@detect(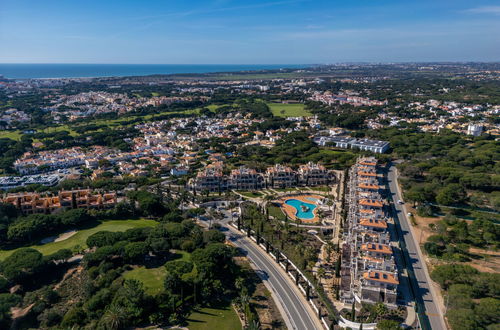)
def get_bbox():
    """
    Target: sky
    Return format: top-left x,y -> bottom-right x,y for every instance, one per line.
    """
0,0 -> 499,64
